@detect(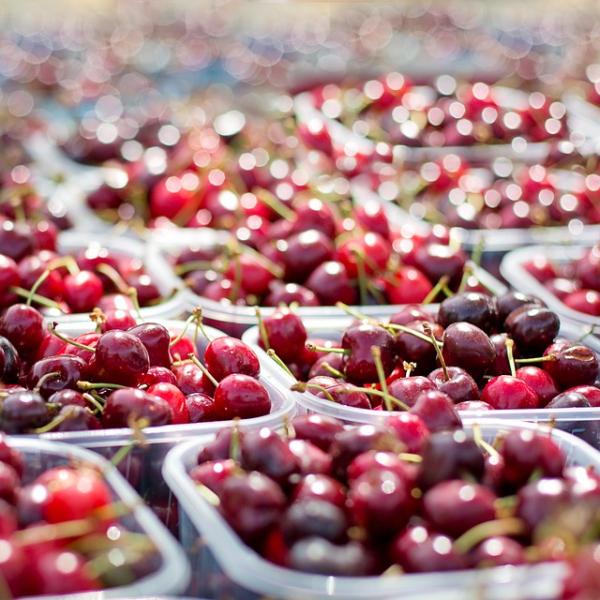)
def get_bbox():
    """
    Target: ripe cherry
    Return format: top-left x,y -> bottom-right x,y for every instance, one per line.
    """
481,376 -> 540,410
63,271 -> 104,313
95,330 -> 150,385
213,374 -> 271,419
102,388 -> 173,428
0,304 -> 45,356
146,383 -> 190,424
204,337 -> 260,381
128,322 -> 172,368
260,308 -> 307,363
409,389 -> 462,432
